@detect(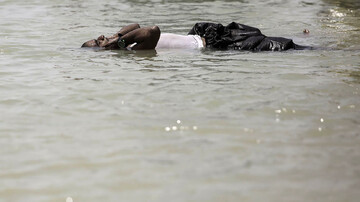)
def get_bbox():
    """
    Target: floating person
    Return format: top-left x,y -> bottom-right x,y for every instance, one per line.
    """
81,22 -> 311,51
